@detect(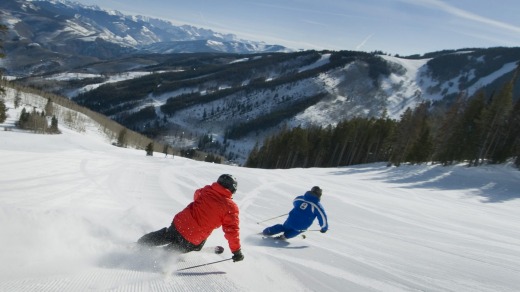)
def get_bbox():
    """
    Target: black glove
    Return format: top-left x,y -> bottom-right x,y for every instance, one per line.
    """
320,228 -> 327,233
232,249 -> 244,262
